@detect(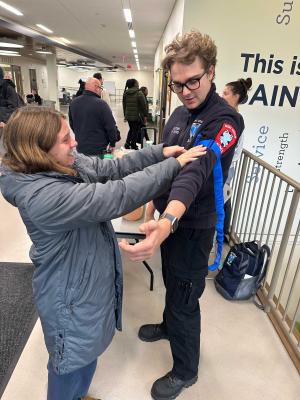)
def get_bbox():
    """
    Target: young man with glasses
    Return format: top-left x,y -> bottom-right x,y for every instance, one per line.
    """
120,31 -> 244,400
